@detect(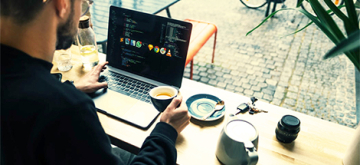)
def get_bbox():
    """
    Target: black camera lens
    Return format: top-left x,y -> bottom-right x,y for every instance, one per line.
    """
275,115 -> 300,143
